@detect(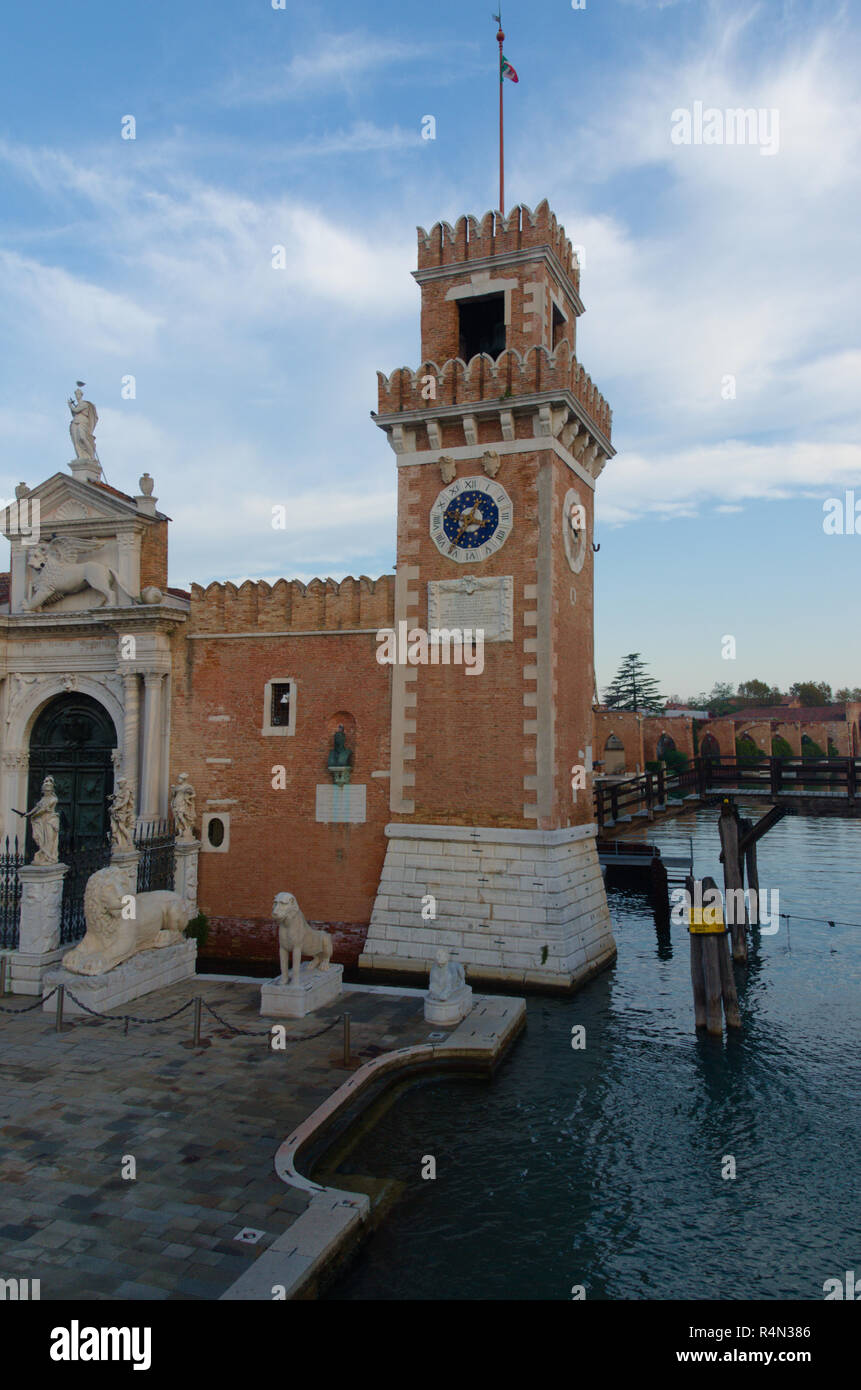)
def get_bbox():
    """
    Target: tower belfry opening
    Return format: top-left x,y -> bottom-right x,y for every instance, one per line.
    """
458,292 -> 506,361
